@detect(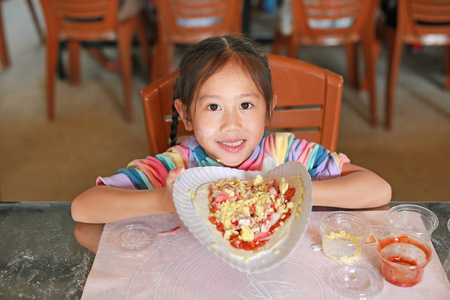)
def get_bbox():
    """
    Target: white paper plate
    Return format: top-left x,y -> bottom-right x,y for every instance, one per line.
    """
173,161 -> 312,273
